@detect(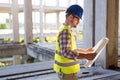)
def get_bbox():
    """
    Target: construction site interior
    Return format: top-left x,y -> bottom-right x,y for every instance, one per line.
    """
0,0 -> 120,80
